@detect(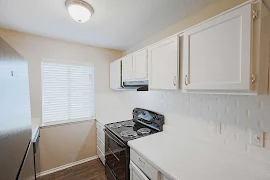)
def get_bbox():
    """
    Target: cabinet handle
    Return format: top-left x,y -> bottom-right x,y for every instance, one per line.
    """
185,75 -> 188,85
251,74 -> 256,83
139,158 -> 145,166
173,76 -> 176,86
